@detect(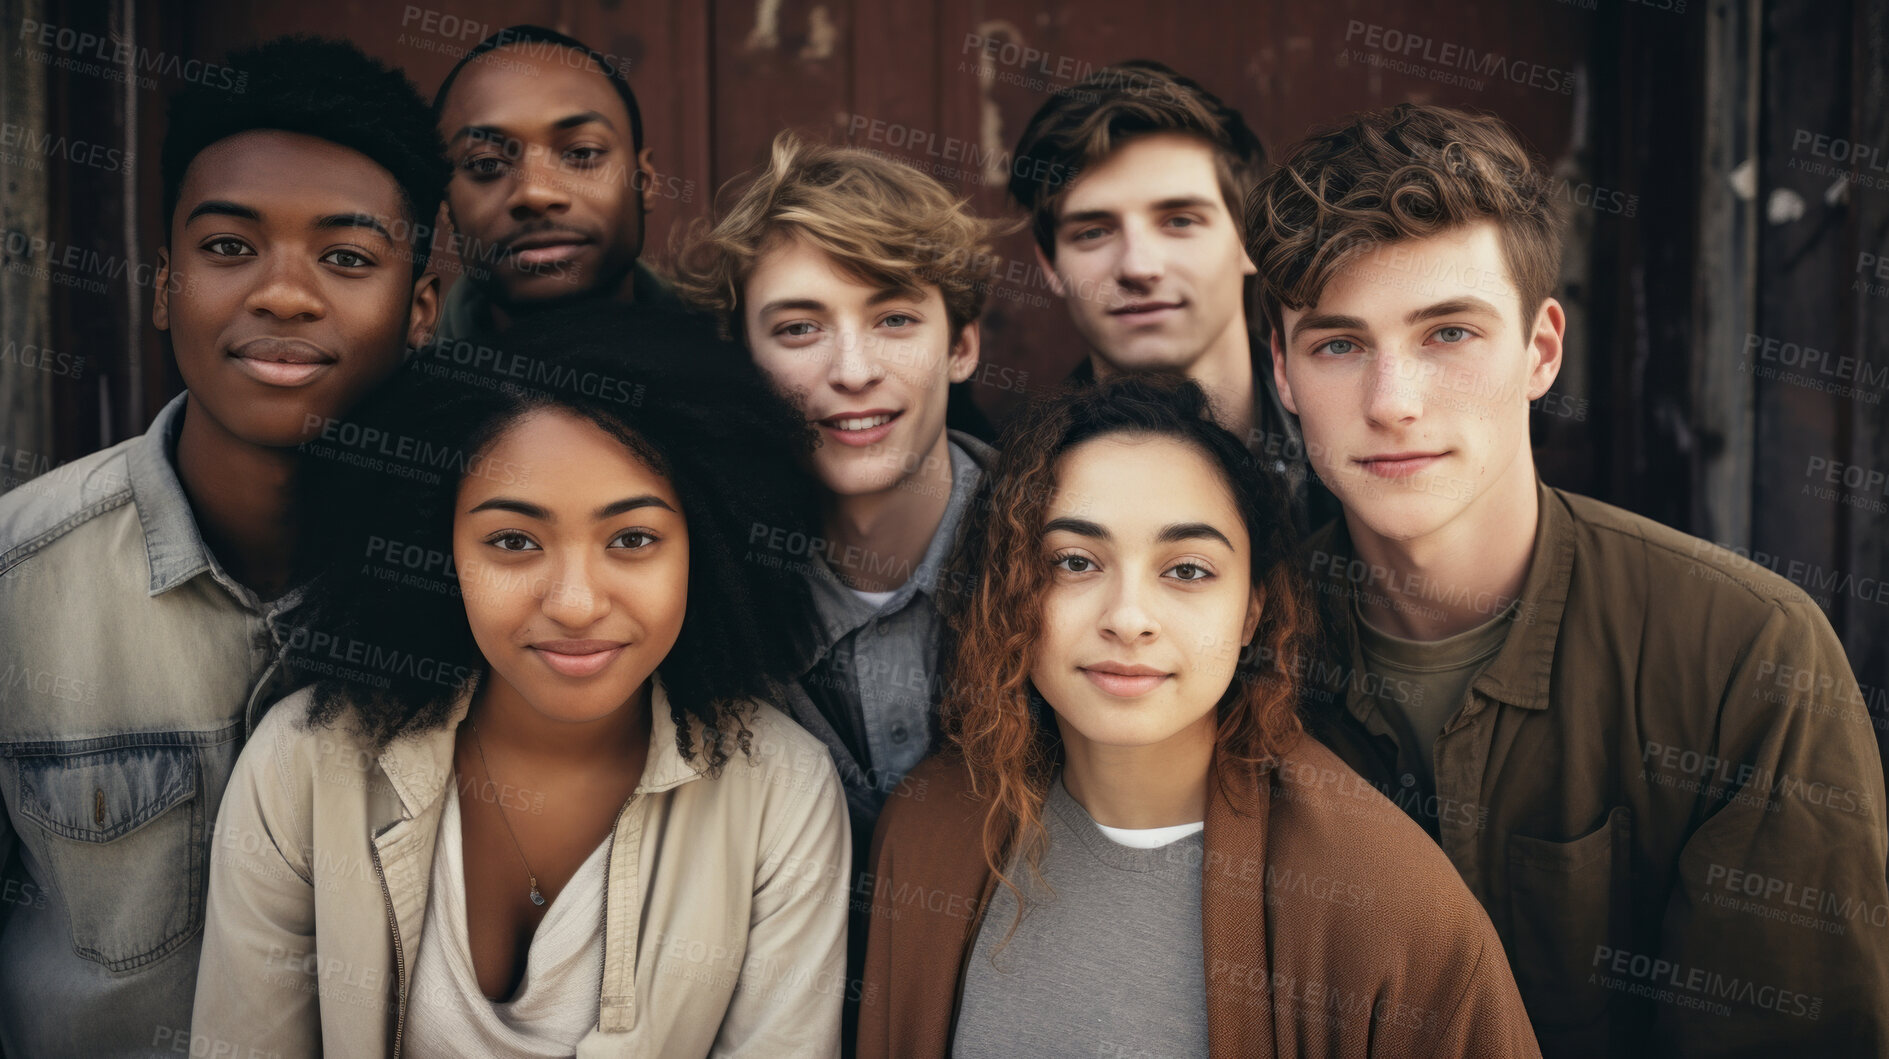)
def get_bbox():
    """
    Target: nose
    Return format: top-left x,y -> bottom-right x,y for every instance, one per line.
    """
1363,346 -> 1425,427
539,550 -> 610,629
243,250 -> 326,321
827,325 -> 885,393
1115,222 -> 1163,291
1099,571 -> 1160,644
507,143 -> 574,218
